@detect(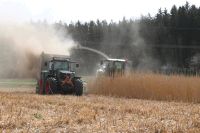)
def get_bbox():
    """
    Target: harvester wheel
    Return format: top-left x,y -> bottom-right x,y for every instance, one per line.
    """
74,79 -> 83,96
